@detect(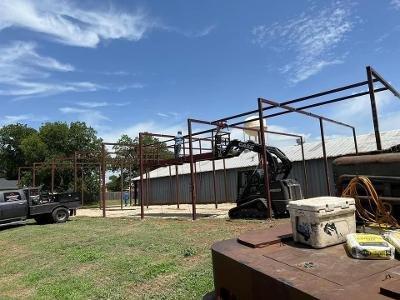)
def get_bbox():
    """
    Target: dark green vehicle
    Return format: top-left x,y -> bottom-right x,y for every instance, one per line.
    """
0,187 -> 81,227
